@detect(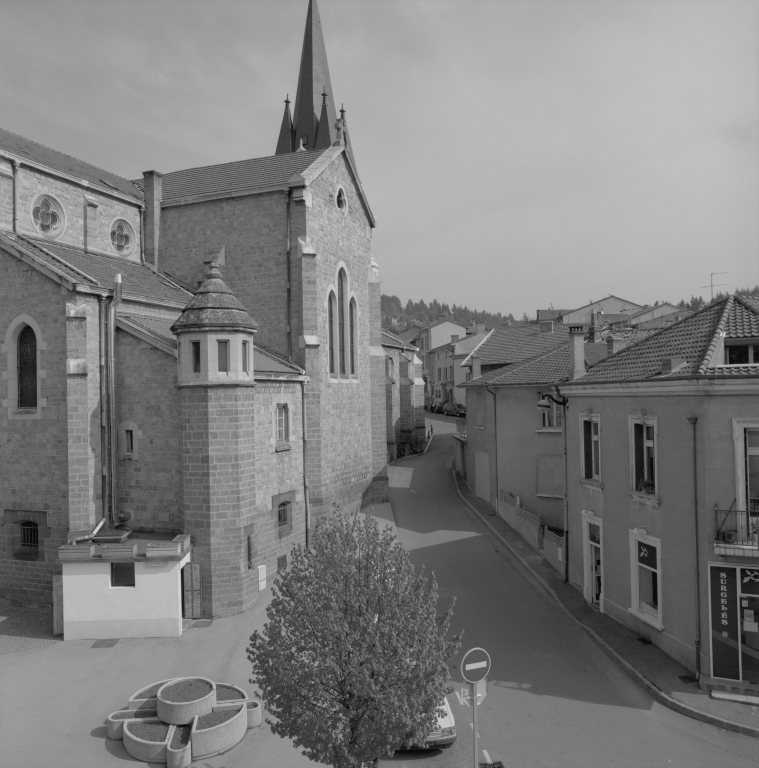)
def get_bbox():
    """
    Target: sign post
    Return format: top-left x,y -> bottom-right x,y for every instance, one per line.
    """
461,647 -> 491,768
